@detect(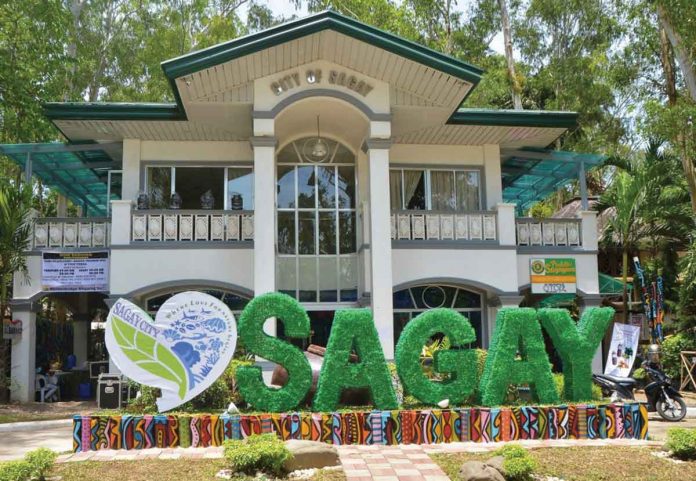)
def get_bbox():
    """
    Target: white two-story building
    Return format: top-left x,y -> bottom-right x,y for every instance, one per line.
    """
3,11 -> 605,403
